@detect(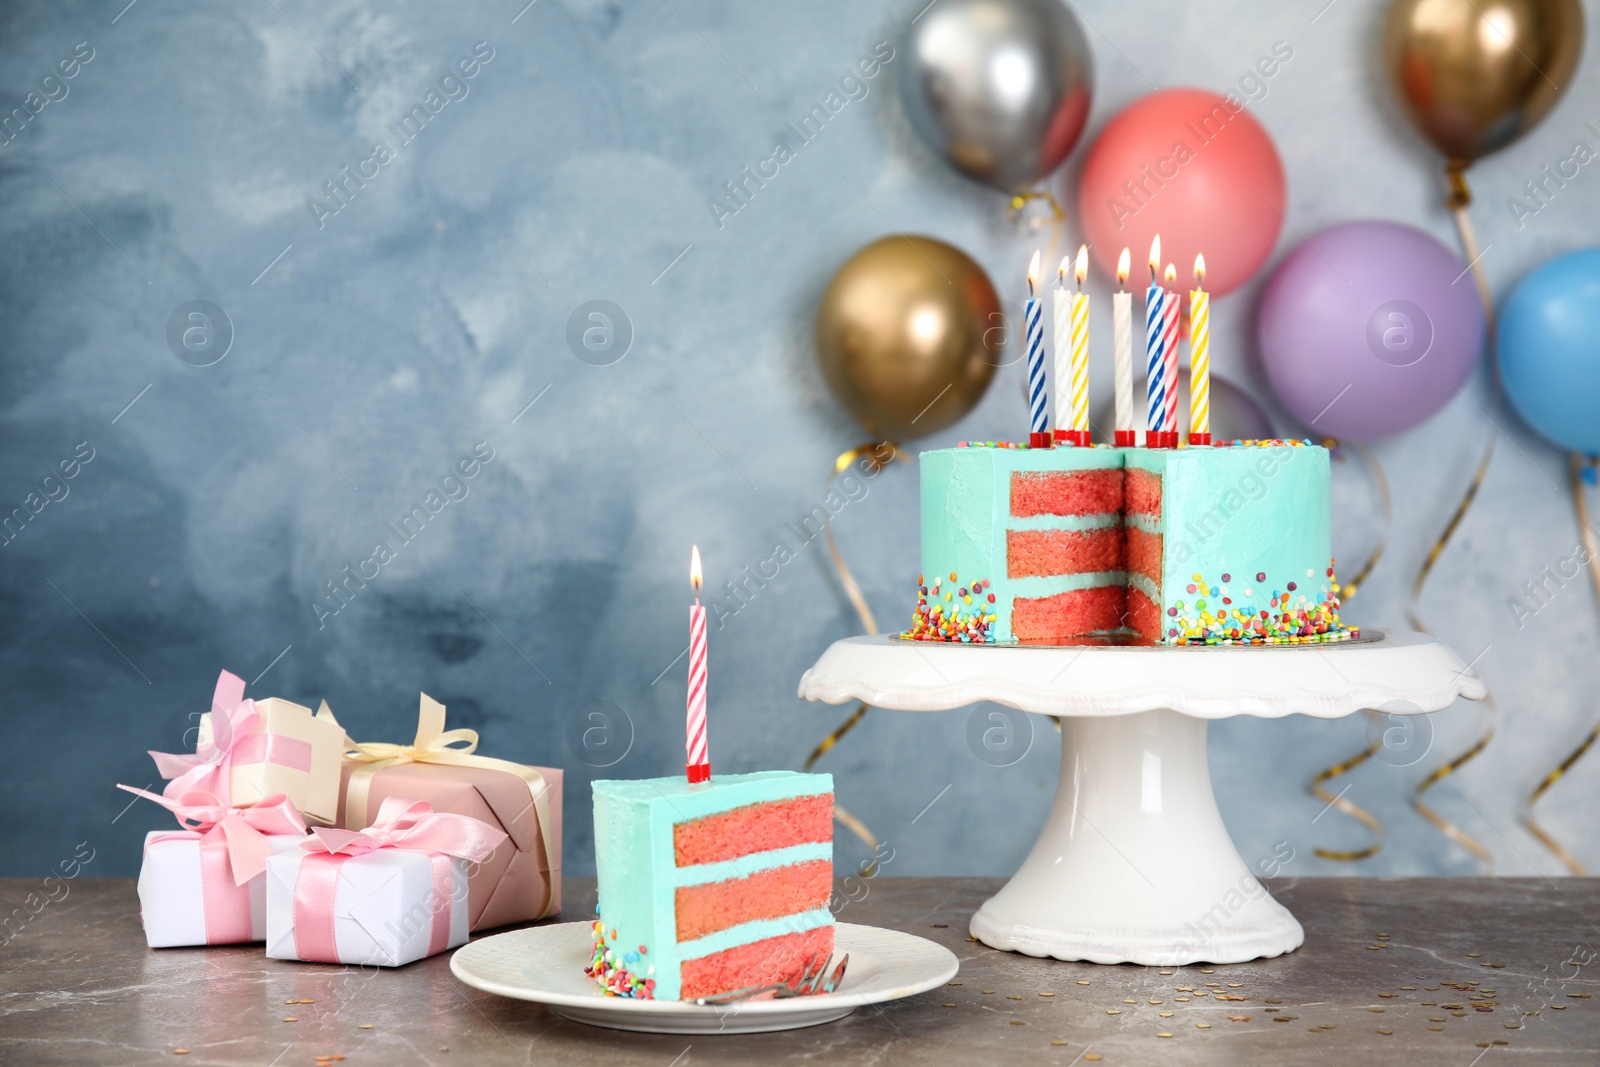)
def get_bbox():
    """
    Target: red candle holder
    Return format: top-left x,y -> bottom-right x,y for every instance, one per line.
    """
1029,432 -> 1054,449
1114,430 -> 1138,447
1059,430 -> 1092,447
1188,432 -> 1213,447
687,762 -> 711,784
1145,430 -> 1164,449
